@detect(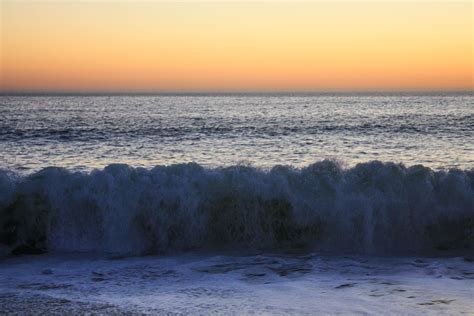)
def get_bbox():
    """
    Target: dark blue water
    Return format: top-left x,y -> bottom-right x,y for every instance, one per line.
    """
1,94 -> 472,172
